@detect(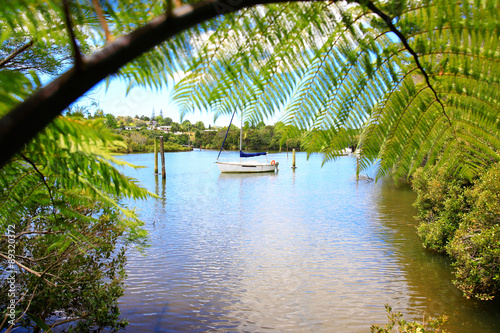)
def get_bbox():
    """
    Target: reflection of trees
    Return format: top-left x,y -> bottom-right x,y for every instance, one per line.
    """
374,180 -> 500,331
